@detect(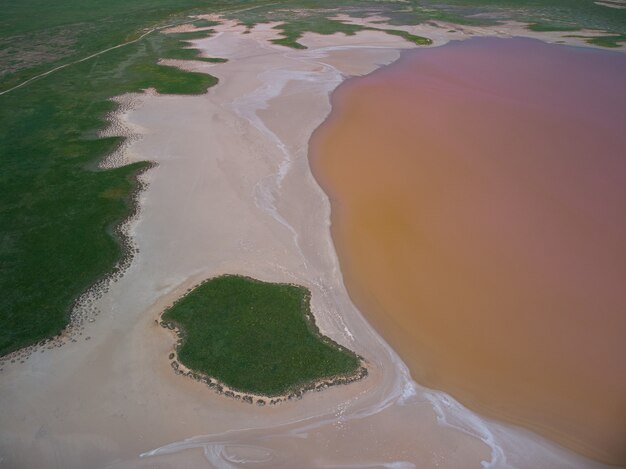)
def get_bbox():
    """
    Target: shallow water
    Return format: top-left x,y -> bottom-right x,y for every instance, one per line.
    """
310,38 -> 626,465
